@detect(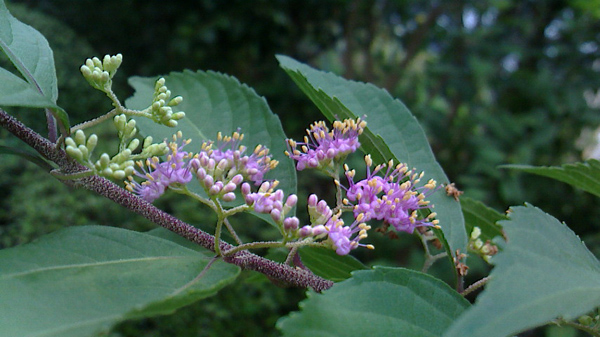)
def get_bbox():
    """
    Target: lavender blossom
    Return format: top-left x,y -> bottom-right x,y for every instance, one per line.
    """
344,155 -> 439,234
325,213 -> 373,255
125,132 -> 193,202
286,117 -> 366,171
